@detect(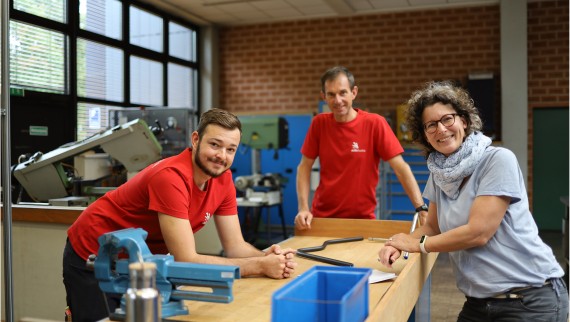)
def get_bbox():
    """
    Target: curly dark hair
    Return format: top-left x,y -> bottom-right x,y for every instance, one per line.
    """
406,81 -> 483,157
